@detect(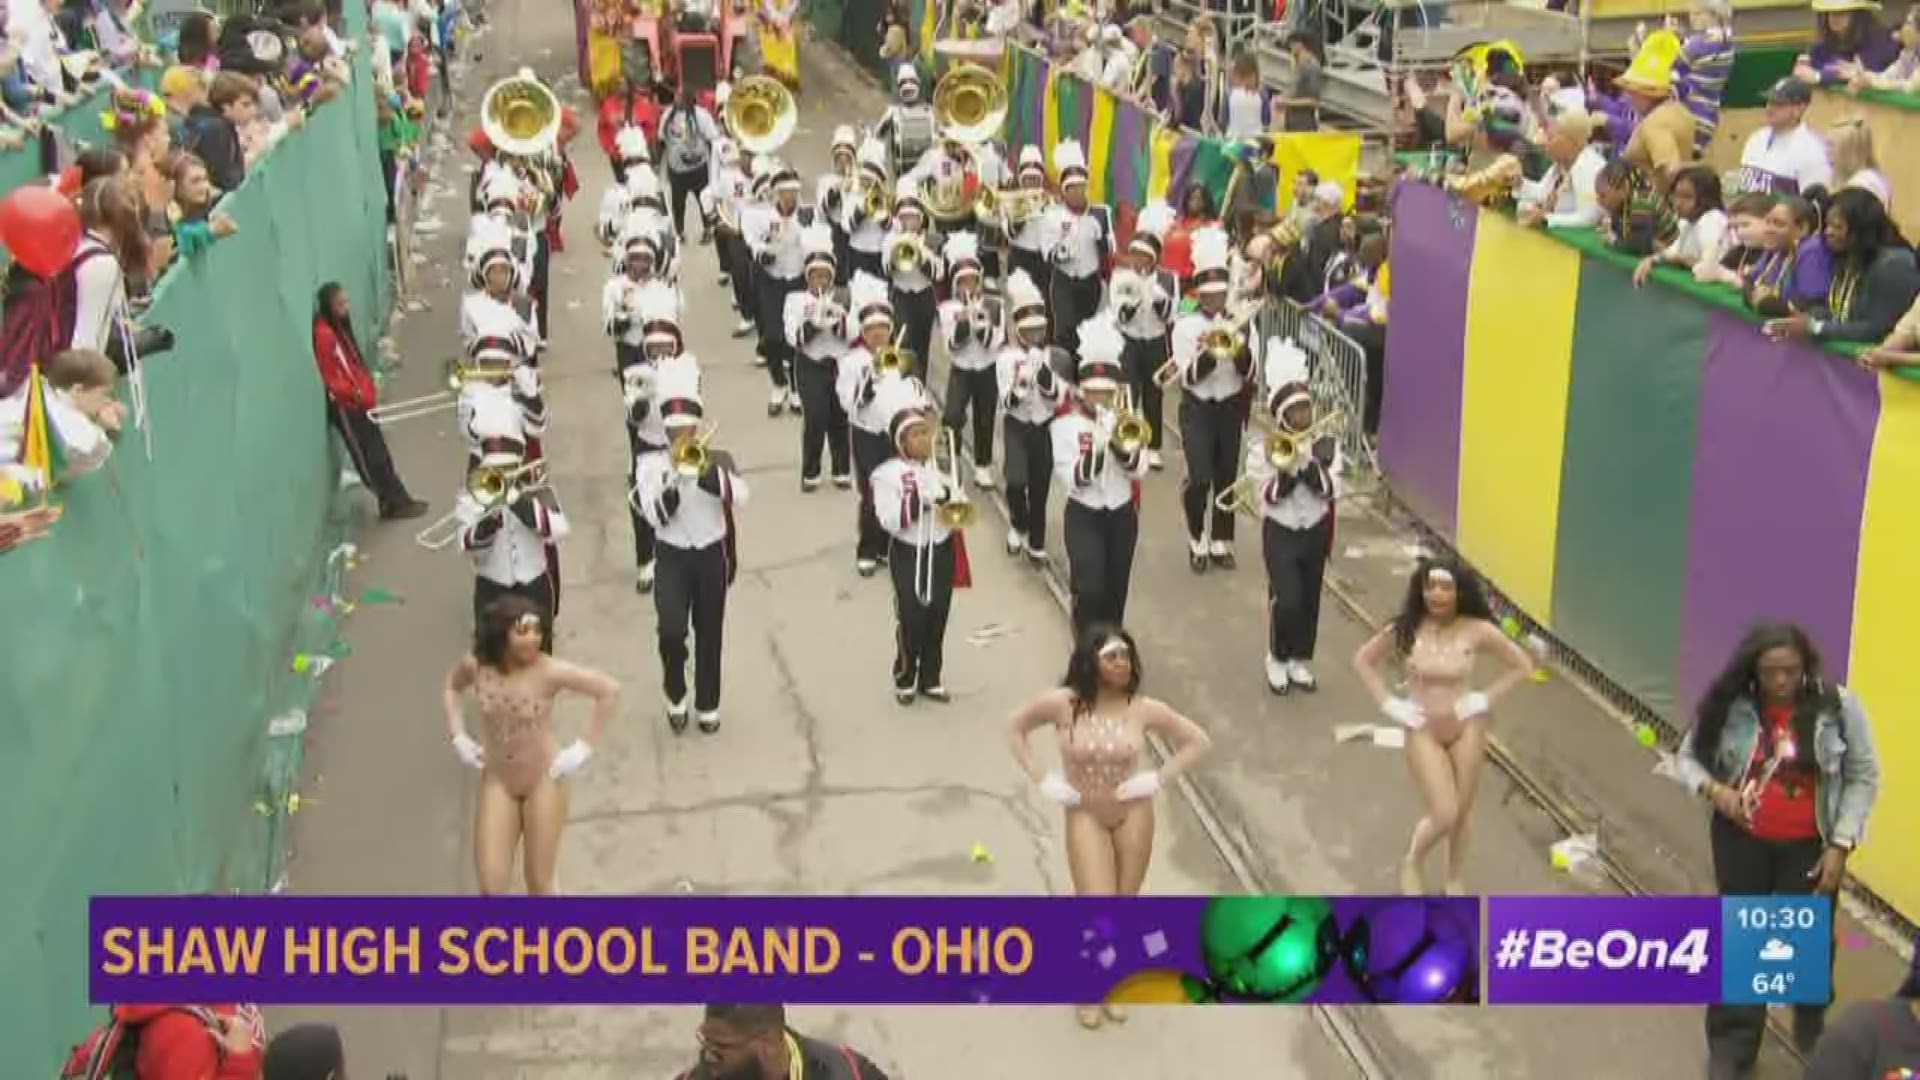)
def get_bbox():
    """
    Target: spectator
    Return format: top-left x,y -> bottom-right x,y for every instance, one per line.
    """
1164,48 -> 1206,130
1216,54 -> 1269,140
168,153 -> 239,259
71,177 -> 149,359
1281,179 -> 1345,303
72,145 -> 130,193
0,348 -> 123,491
1618,42 -> 1700,189
1695,191 -> 1775,287
676,1004 -> 890,1080
1734,79 -> 1832,198
1861,293 -> 1920,370
1280,30 -> 1323,132
1743,193 -> 1830,316
1675,622 -> 1879,1070
1161,182 -> 1215,282
1517,110 -> 1604,229
7,0 -> 73,107
183,71 -> 255,192
1803,939 -> 1920,1079
374,91 -> 418,224
658,82 -> 720,239
312,283 -> 427,521
105,88 -> 179,287
1795,0 -> 1898,86
1673,0 -> 1736,155
158,65 -> 207,144
371,0 -> 412,64
62,1004 -> 266,1080
1850,5 -> 1918,92
1634,165 -> 1727,286
285,23 -> 345,107
1827,117 -> 1889,210
596,74 -> 662,184
1765,186 -> 1919,344
1595,158 -> 1676,258
174,10 -> 218,70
